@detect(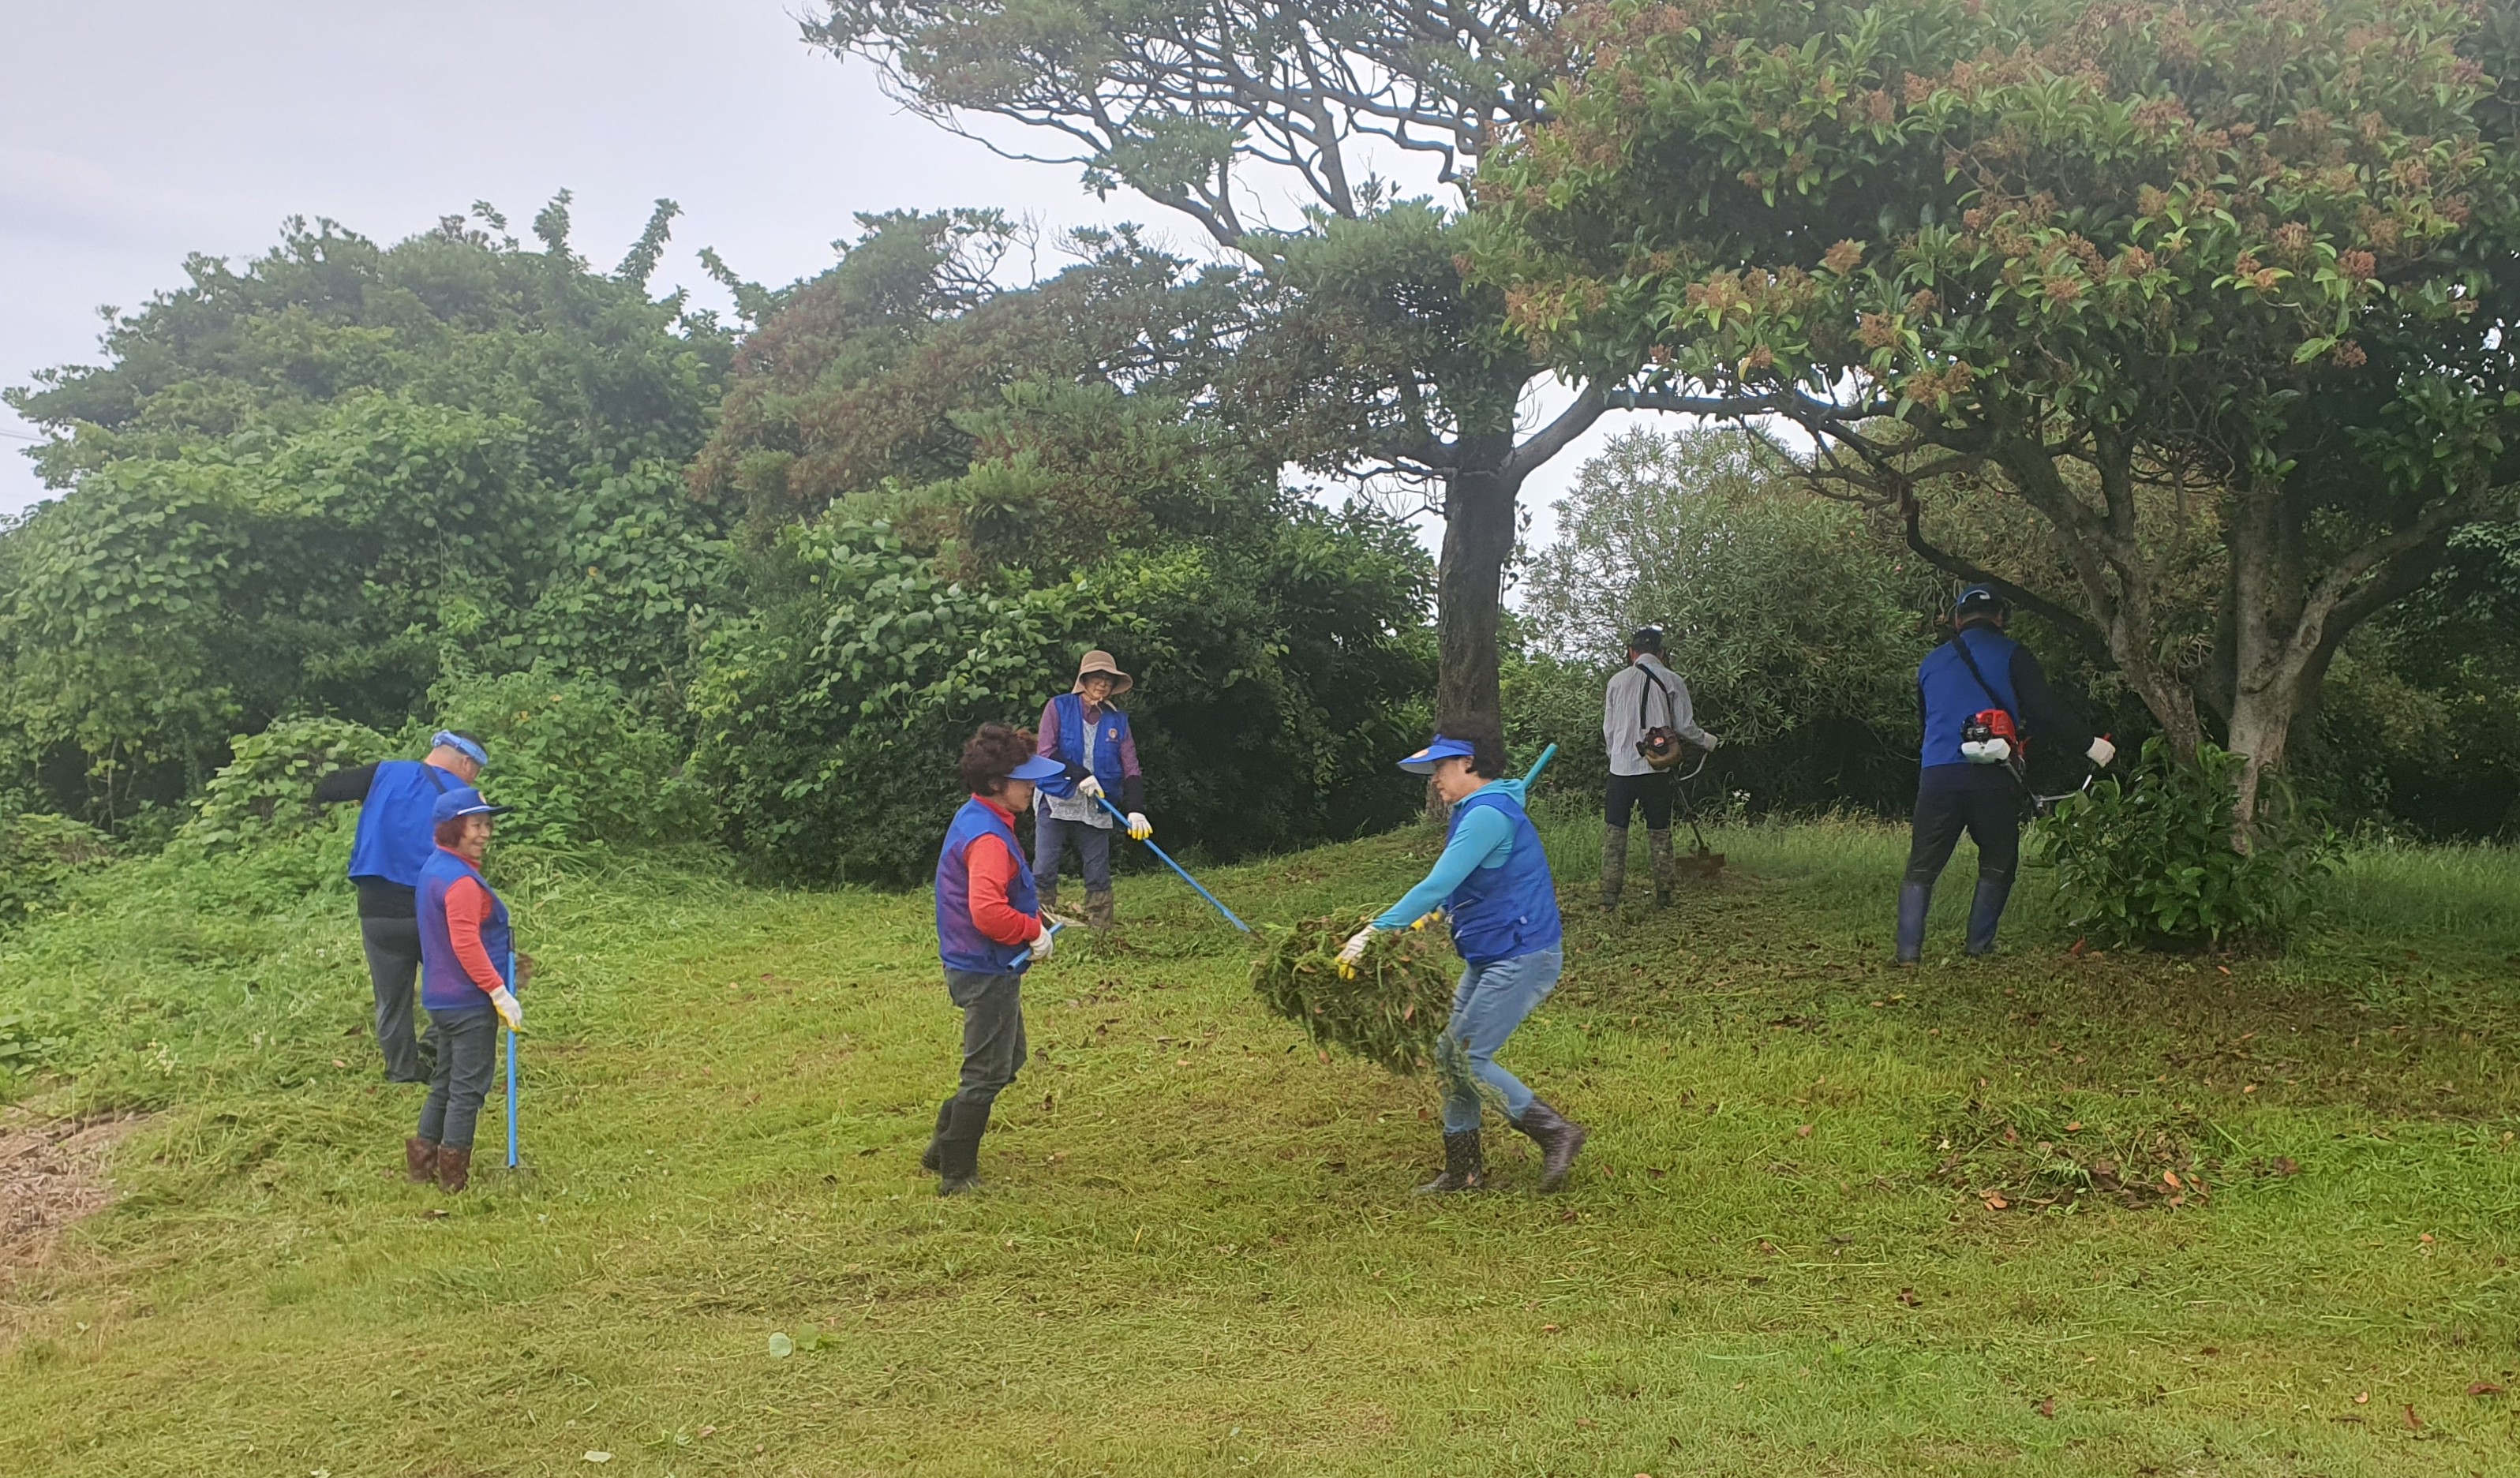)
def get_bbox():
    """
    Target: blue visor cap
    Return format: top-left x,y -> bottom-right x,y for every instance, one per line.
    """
432,730 -> 489,770
1397,735 -> 1477,775
431,786 -> 512,825
1008,754 -> 1065,782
